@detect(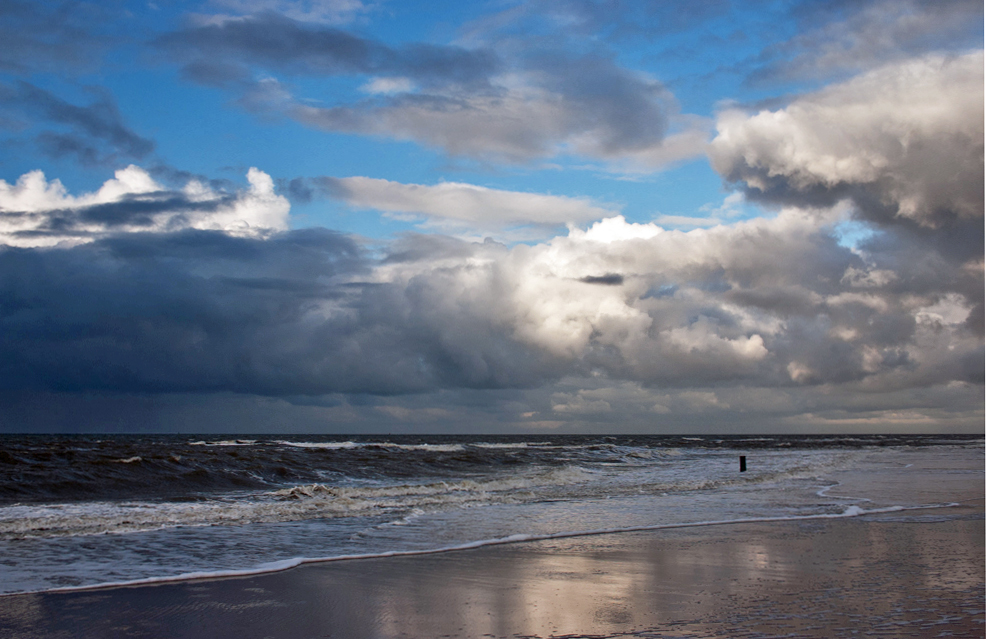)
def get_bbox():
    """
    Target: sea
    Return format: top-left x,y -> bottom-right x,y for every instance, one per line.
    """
0,434 -> 982,595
